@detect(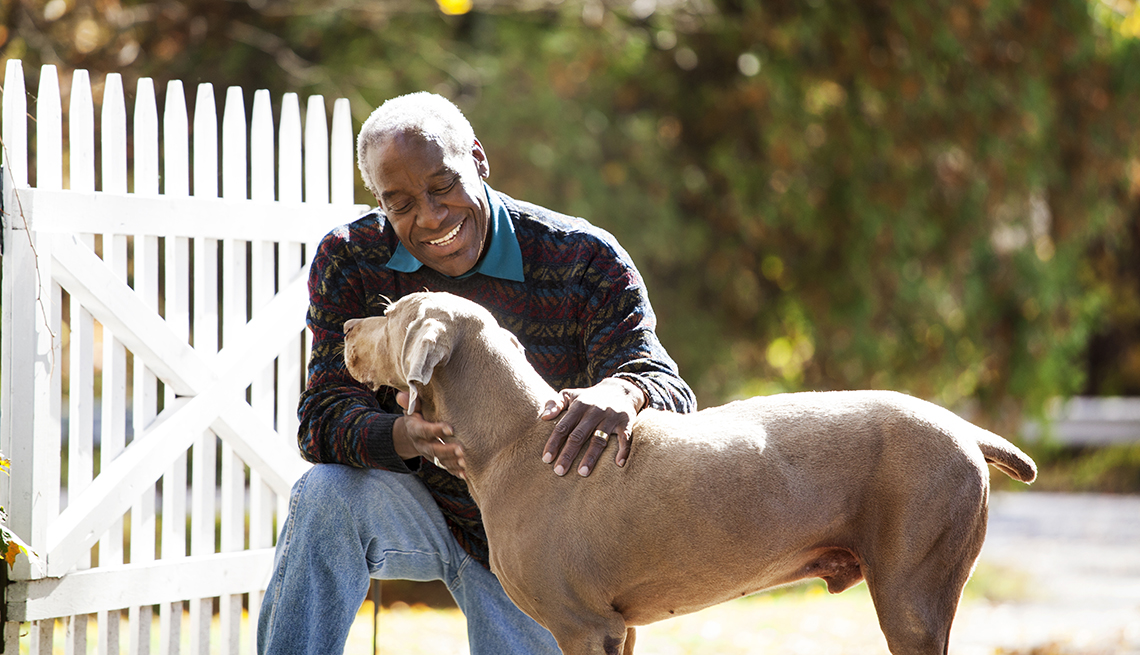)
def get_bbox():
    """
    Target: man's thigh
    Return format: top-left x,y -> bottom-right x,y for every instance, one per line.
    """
292,464 -> 466,582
